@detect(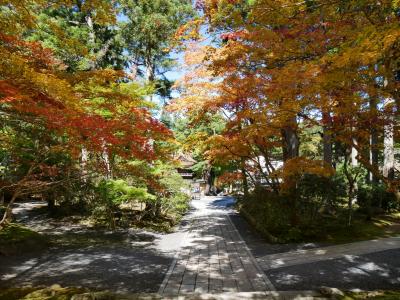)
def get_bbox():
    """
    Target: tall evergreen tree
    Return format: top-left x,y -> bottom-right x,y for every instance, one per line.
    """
121,0 -> 194,85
